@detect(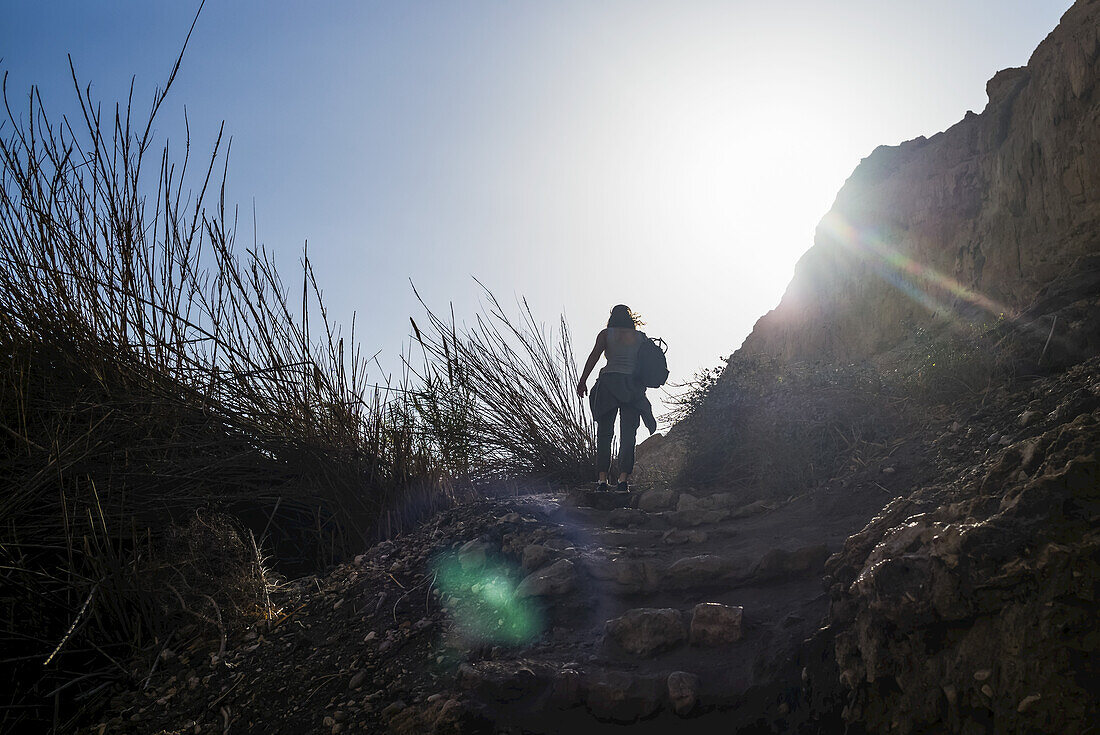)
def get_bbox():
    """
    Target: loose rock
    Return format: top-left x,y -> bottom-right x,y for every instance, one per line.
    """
637,487 -> 677,512
515,558 -> 576,597
585,671 -> 662,722
520,544 -> 555,573
667,671 -> 699,715
664,555 -> 734,588
605,608 -> 686,657
689,602 -> 744,646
